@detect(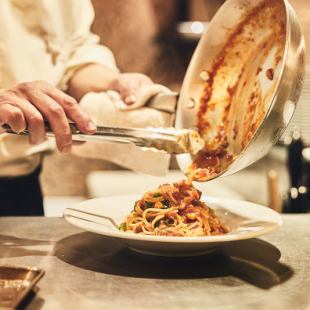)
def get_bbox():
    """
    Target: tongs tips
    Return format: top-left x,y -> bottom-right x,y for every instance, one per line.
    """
143,127 -> 205,155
